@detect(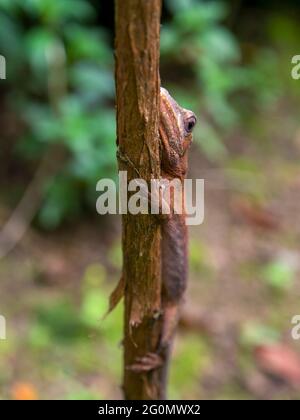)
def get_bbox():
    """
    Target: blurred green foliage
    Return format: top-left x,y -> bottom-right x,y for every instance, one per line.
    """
162,0 -> 281,160
1,0 -> 300,402
0,255 -> 216,399
189,237 -> 214,278
162,0 -> 243,129
169,334 -> 212,399
162,0 -> 300,159
261,260 -> 295,293
0,0 -> 299,228
240,322 -> 280,348
0,0 -> 116,228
